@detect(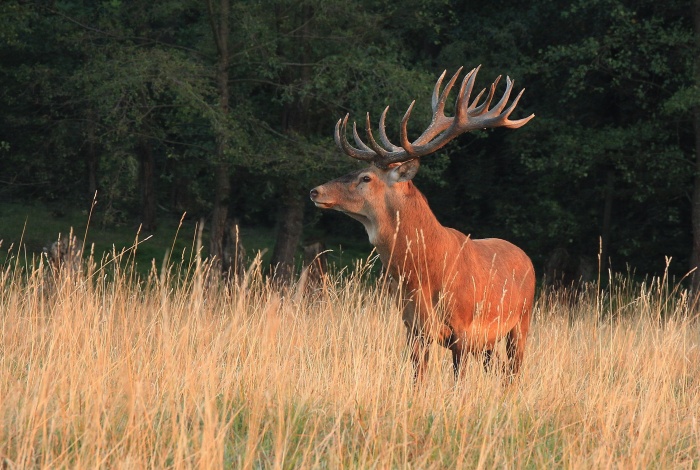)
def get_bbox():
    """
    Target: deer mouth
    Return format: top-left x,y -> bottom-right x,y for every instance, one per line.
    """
313,200 -> 335,209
